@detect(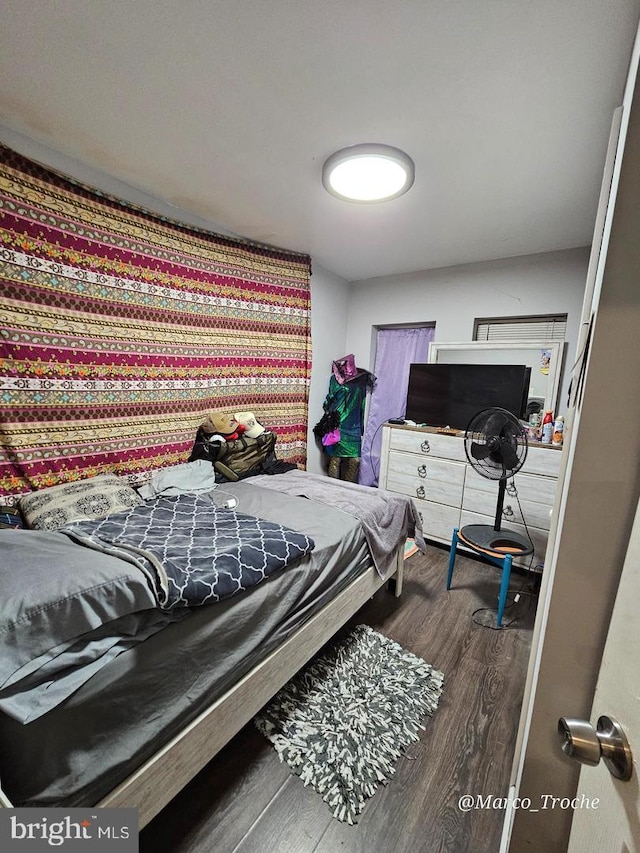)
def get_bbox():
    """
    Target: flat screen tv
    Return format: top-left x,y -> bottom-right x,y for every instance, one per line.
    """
405,363 -> 531,431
